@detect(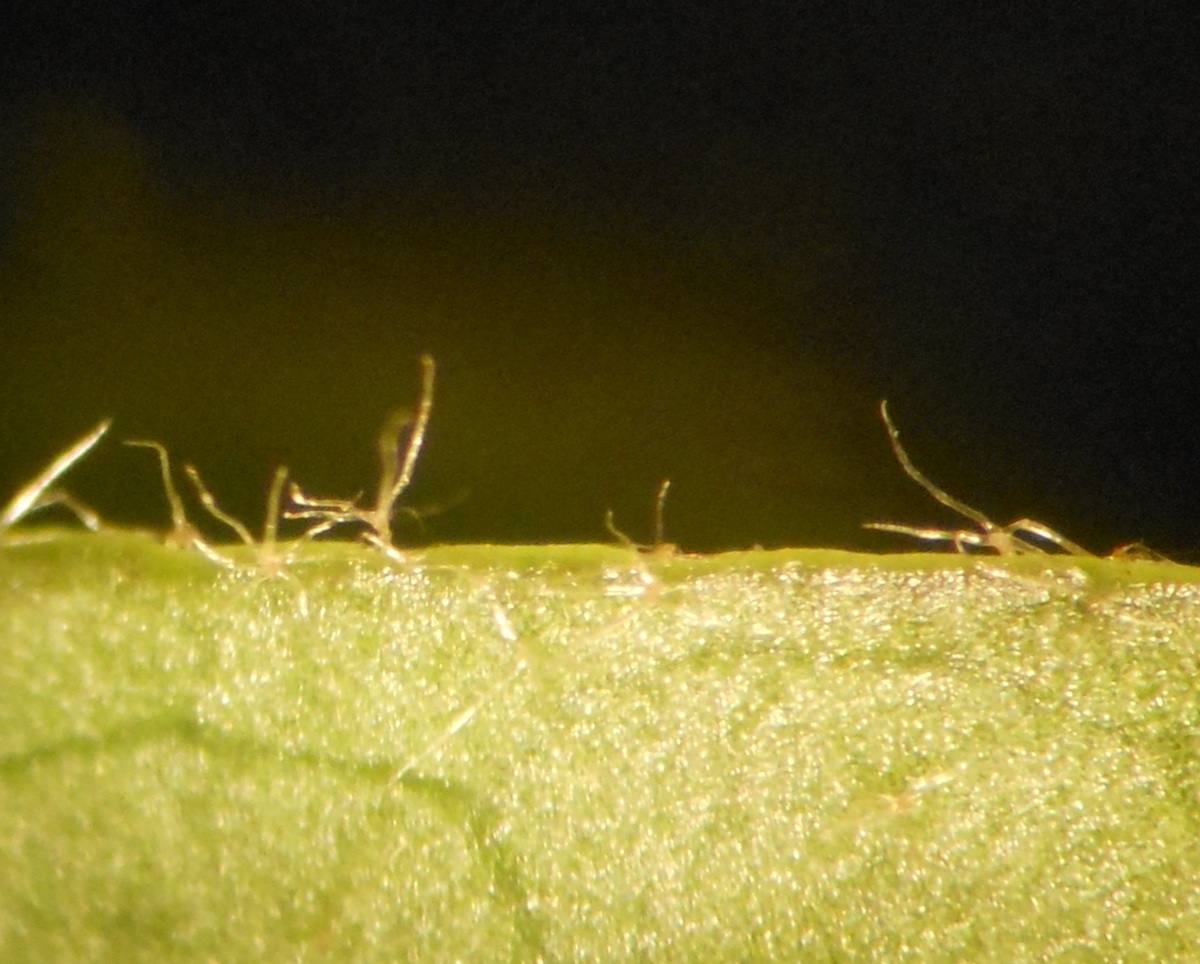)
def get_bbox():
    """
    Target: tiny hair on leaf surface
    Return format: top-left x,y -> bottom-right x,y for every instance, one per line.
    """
124,439 -> 214,554
605,479 -> 677,557
0,418 -> 110,537
184,462 -> 320,616
865,400 -> 1093,556
286,353 -> 436,561
184,463 -> 306,574
125,438 -> 325,614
